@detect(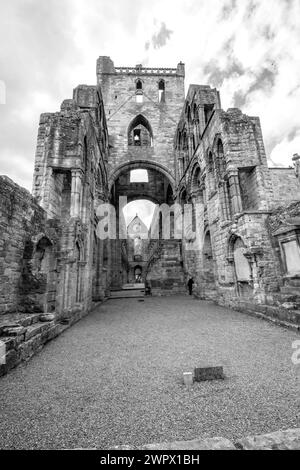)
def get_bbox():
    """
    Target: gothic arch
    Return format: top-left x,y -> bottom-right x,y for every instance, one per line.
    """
179,186 -> 187,205
192,102 -> 198,121
206,148 -> 217,193
212,134 -> 226,181
189,162 -> 202,193
185,103 -> 192,124
128,114 -> 153,147
109,160 -> 176,192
